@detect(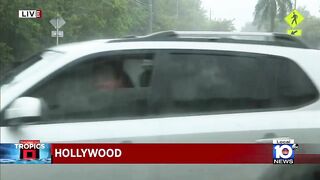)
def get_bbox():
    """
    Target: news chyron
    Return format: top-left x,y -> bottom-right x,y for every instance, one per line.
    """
273,139 -> 298,164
